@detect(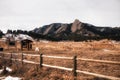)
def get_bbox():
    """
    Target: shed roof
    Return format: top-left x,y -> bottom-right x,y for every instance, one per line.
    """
2,34 -> 34,42
15,34 -> 33,42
